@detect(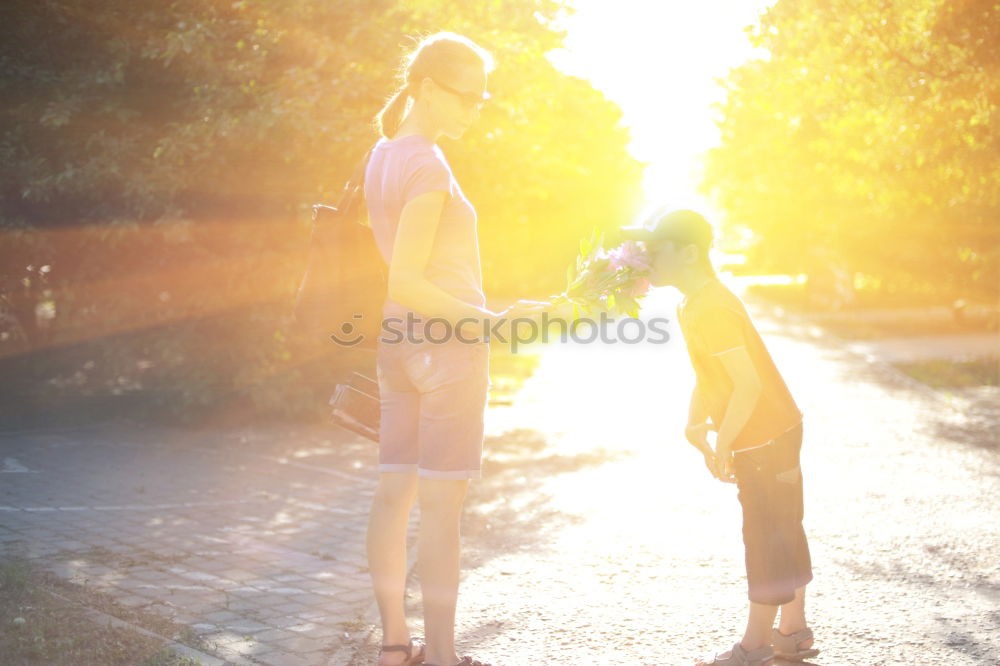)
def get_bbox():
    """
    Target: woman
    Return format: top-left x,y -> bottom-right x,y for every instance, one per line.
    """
364,32 -> 542,666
